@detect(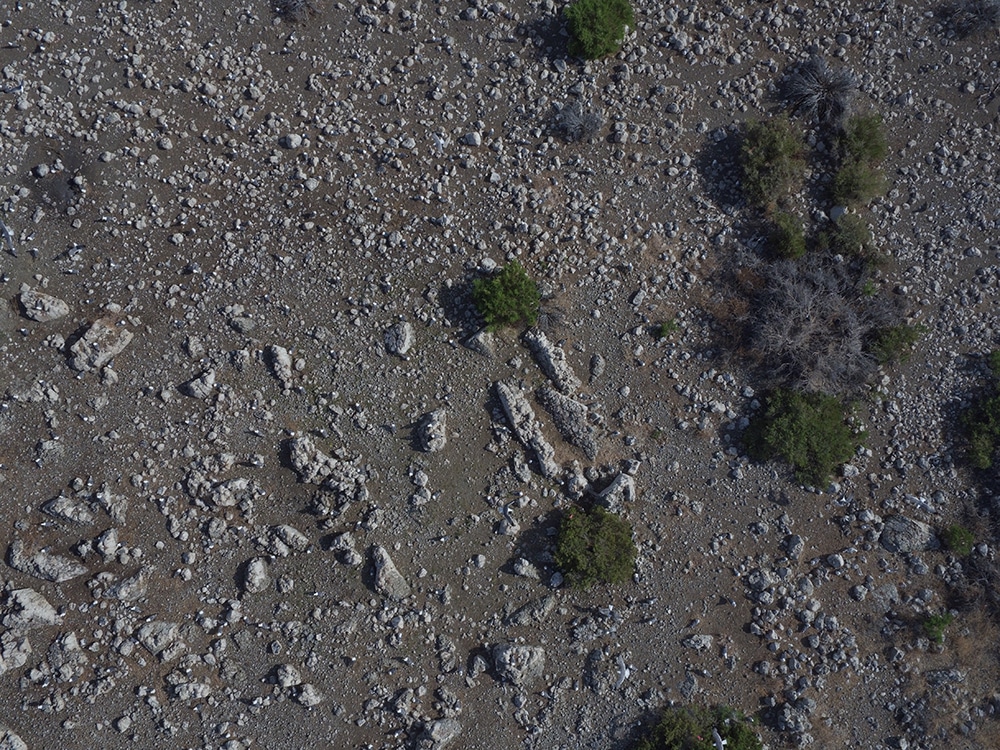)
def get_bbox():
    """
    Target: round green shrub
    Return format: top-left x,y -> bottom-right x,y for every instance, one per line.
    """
472,260 -> 540,331
634,705 -> 763,750
564,0 -> 634,59
769,211 -> 807,259
739,117 -> 806,208
555,505 -> 636,588
941,525 -> 975,556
